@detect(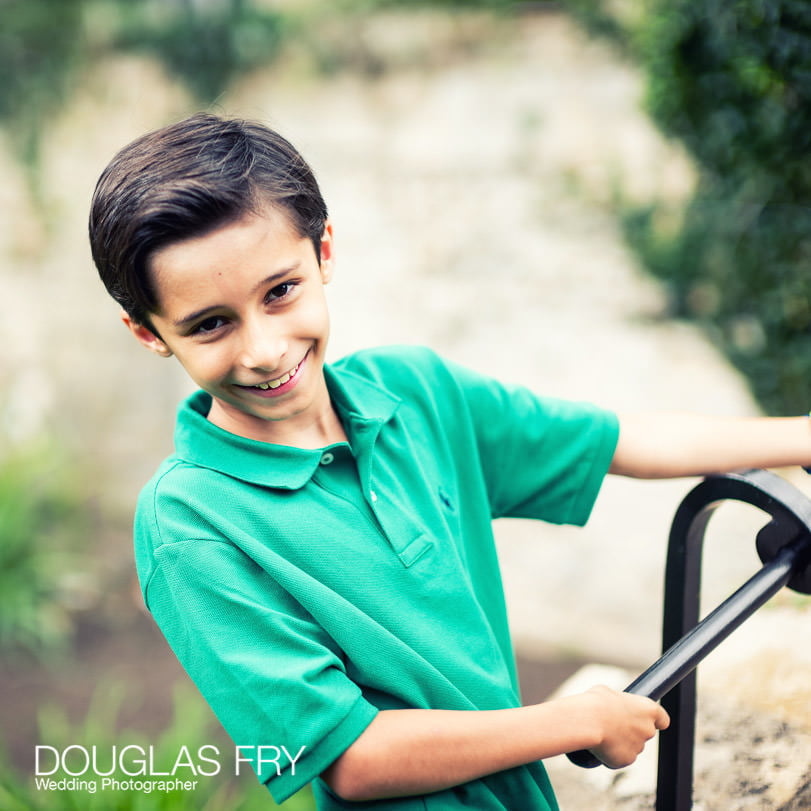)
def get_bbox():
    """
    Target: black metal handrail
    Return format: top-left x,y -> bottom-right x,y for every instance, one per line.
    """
566,469 -> 811,811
